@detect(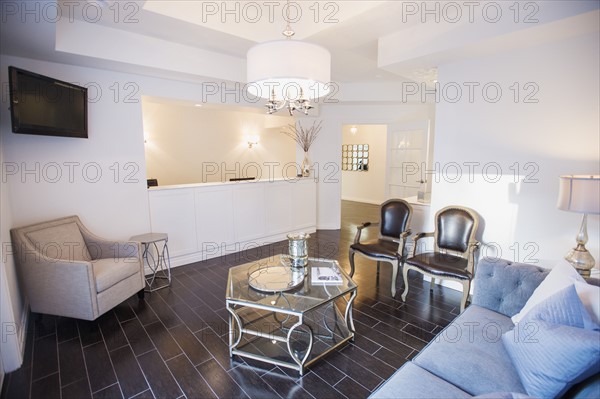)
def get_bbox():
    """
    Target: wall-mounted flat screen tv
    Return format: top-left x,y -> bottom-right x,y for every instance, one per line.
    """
8,66 -> 88,138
